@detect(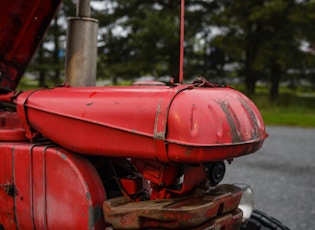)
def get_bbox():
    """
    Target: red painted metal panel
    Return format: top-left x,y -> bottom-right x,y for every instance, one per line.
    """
1,143 -> 107,229
44,146 -> 107,229
0,0 -> 62,90
0,144 -> 16,230
16,85 -> 267,164
32,145 -> 47,230
15,86 -> 179,160
167,88 -> 265,146
13,144 -> 35,229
